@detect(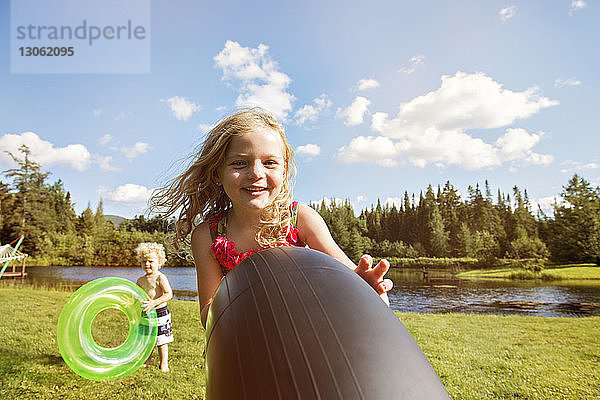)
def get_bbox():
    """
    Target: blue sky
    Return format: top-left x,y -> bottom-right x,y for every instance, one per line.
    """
1,0 -> 598,218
